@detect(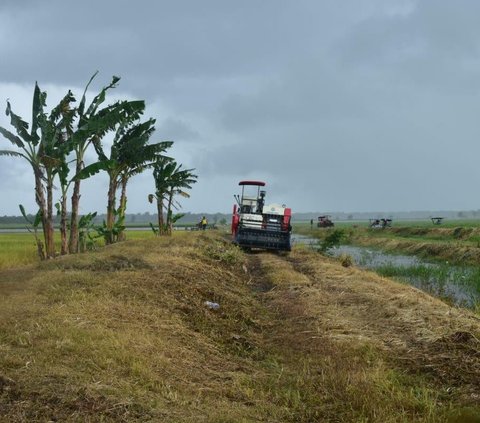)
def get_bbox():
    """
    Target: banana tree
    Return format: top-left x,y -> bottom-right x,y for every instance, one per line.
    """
0,84 -> 60,258
149,158 -> 197,235
77,118 -> 172,244
116,146 -> 173,241
19,205 -> 44,259
41,90 -> 77,255
164,164 -> 197,234
78,212 -> 99,252
150,157 -> 174,234
67,73 -> 146,253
